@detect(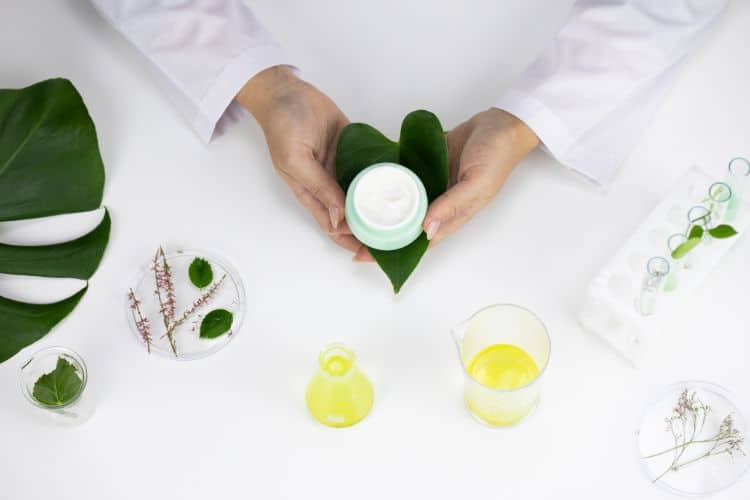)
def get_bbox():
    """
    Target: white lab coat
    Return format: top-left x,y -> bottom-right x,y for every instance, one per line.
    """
90,0 -> 727,186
